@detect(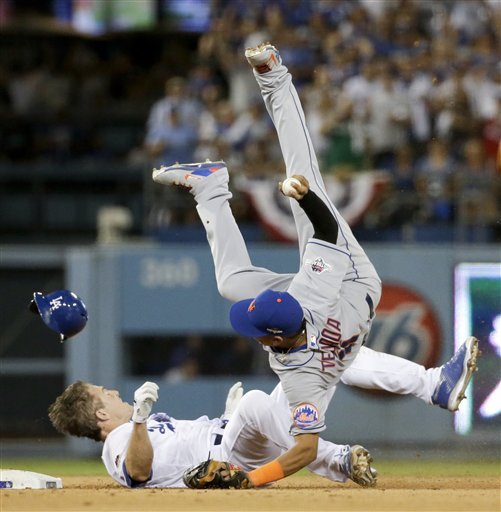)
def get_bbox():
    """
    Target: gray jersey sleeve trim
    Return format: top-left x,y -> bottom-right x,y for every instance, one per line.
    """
307,239 -> 351,257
